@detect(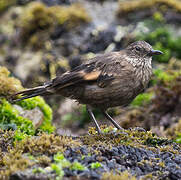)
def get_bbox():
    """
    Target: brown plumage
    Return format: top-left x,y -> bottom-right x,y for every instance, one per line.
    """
12,41 -> 163,133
